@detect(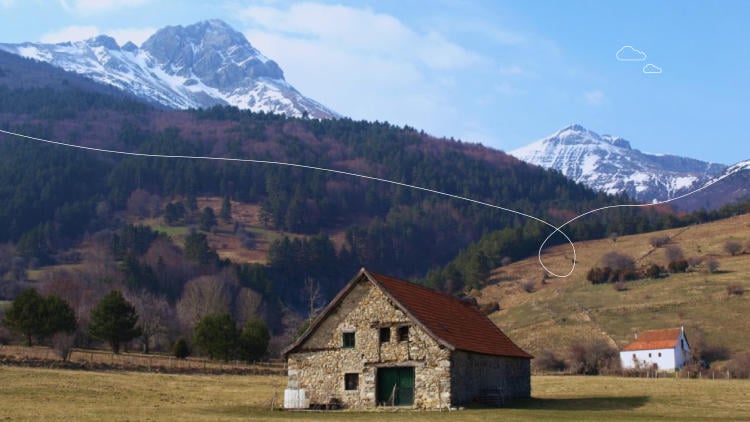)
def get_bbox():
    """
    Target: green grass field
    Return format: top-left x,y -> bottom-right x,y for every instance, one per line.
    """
1,367 -> 749,421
